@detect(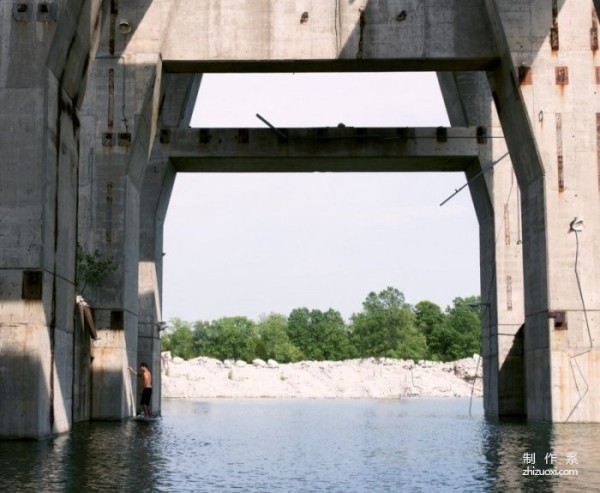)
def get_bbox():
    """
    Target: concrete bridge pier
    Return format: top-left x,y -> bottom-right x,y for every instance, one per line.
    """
138,157 -> 174,416
136,73 -> 201,415
77,56 -> 134,420
438,70 -> 526,418
486,0 -> 600,421
0,0 -> 106,438
76,1 -> 171,419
